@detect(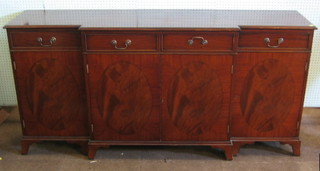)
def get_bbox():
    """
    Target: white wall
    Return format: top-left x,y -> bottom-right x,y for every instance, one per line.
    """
0,0 -> 320,106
